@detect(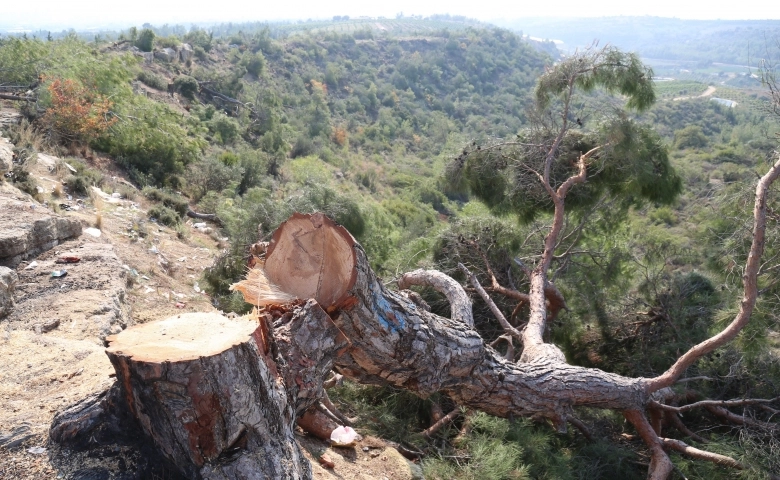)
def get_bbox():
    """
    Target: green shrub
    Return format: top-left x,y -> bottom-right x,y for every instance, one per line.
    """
173,75 -> 199,100
290,136 -> 314,158
240,51 -> 266,77
148,204 -> 181,227
185,156 -> 243,201
218,151 -> 239,166
135,29 -> 155,52
68,175 -> 96,195
193,45 -> 207,61
10,166 -> 40,198
648,206 -> 678,226
137,71 -> 168,91
116,184 -> 137,201
157,35 -> 181,49
93,98 -> 205,186
184,29 -> 213,52
674,125 -> 708,149
142,186 -> 189,216
236,149 -> 271,194
208,113 -> 241,144
64,160 -> 103,195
